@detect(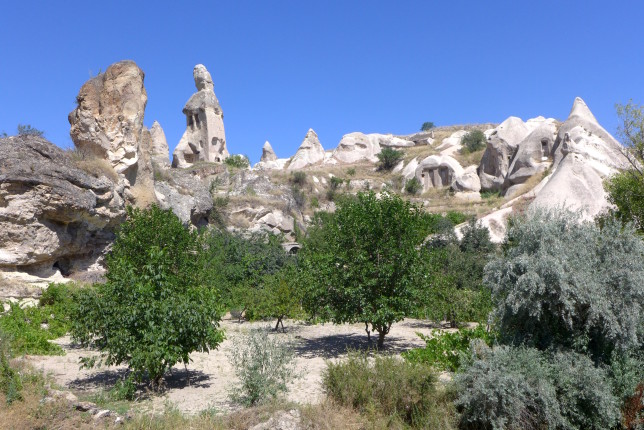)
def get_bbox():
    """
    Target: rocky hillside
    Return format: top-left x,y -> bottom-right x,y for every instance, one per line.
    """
0,60 -> 630,286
